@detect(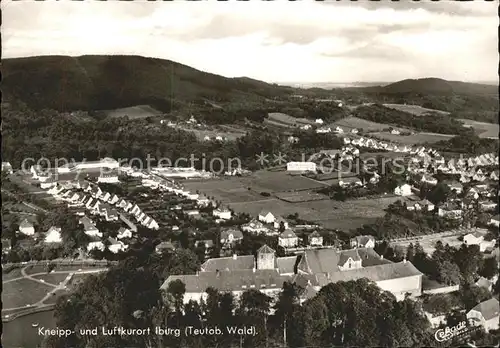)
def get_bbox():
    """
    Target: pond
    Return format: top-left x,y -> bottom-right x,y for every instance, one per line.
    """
2,310 -> 56,348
